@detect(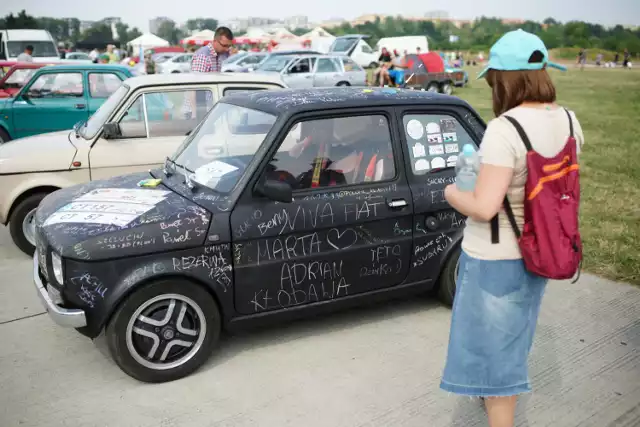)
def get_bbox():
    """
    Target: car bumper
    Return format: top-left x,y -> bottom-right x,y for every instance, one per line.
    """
33,255 -> 87,328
